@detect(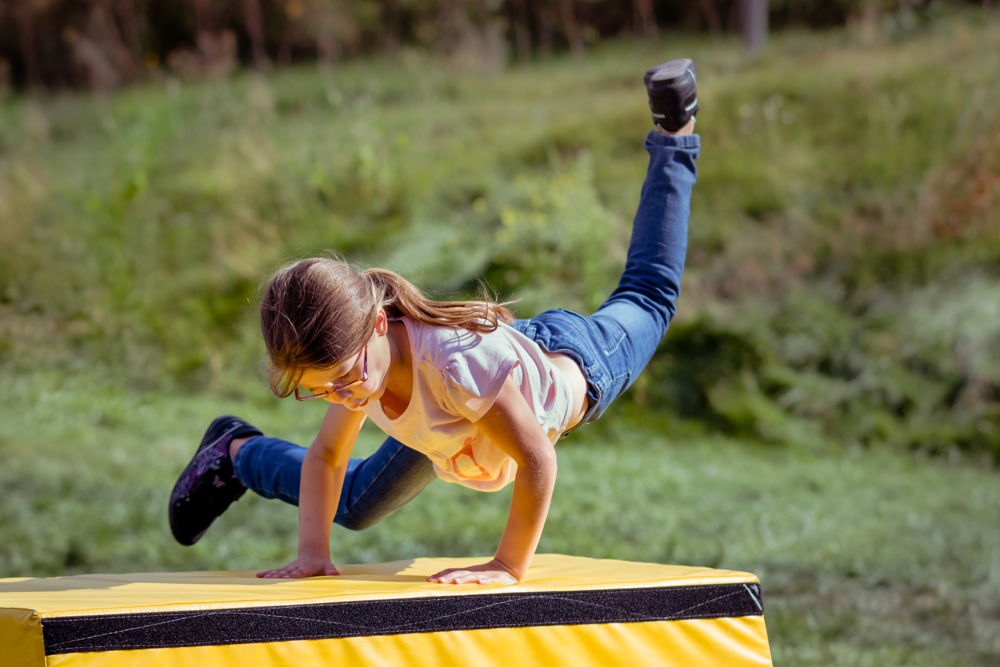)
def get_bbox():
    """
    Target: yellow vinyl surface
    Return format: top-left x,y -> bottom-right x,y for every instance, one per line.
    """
0,554 -> 759,618
1,555 -> 771,667
0,608 -> 46,667
46,617 -> 772,667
